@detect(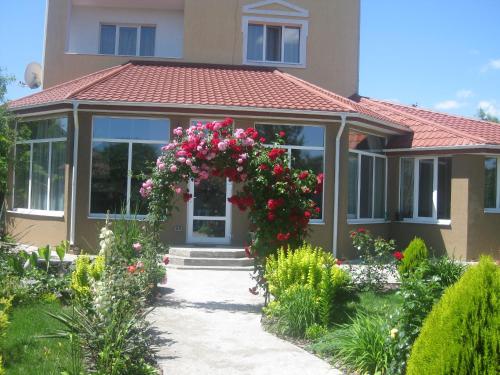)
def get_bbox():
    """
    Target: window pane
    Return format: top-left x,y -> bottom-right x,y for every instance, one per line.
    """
31,143 -> 49,210
118,27 -> 137,56
14,144 -> 31,209
266,26 -> 282,61
18,118 -> 68,140
349,131 -> 385,152
247,24 -> 264,61
374,157 -> 386,219
130,143 -> 162,215
292,149 -> 324,217
193,220 -> 225,238
99,25 -> 116,54
90,142 -> 128,214
50,141 -> 66,211
193,176 -> 227,217
93,117 -> 170,141
418,159 -> 434,217
348,153 -> 358,218
256,124 -> 324,147
360,155 -> 373,218
284,26 -> 300,63
400,158 -> 414,218
140,26 -> 156,56
485,158 -> 497,209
